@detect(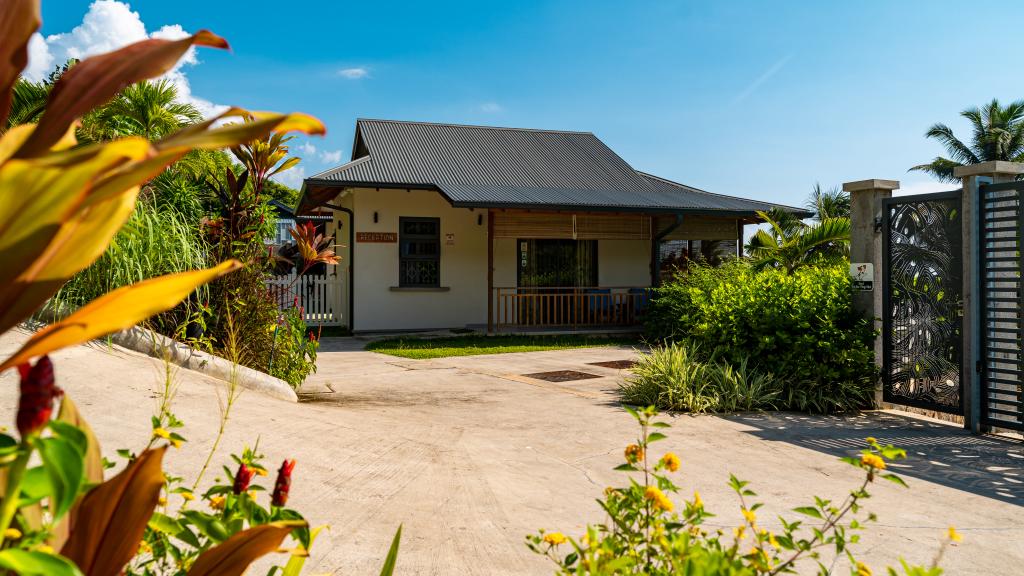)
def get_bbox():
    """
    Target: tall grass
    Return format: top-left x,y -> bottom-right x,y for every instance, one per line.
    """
52,199 -> 208,332
620,343 -> 781,413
